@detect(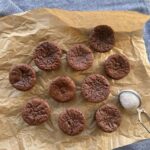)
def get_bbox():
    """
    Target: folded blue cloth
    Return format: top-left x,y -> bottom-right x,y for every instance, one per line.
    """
0,0 -> 150,15
0,1 -> 150,149
114,139 -> 150,150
